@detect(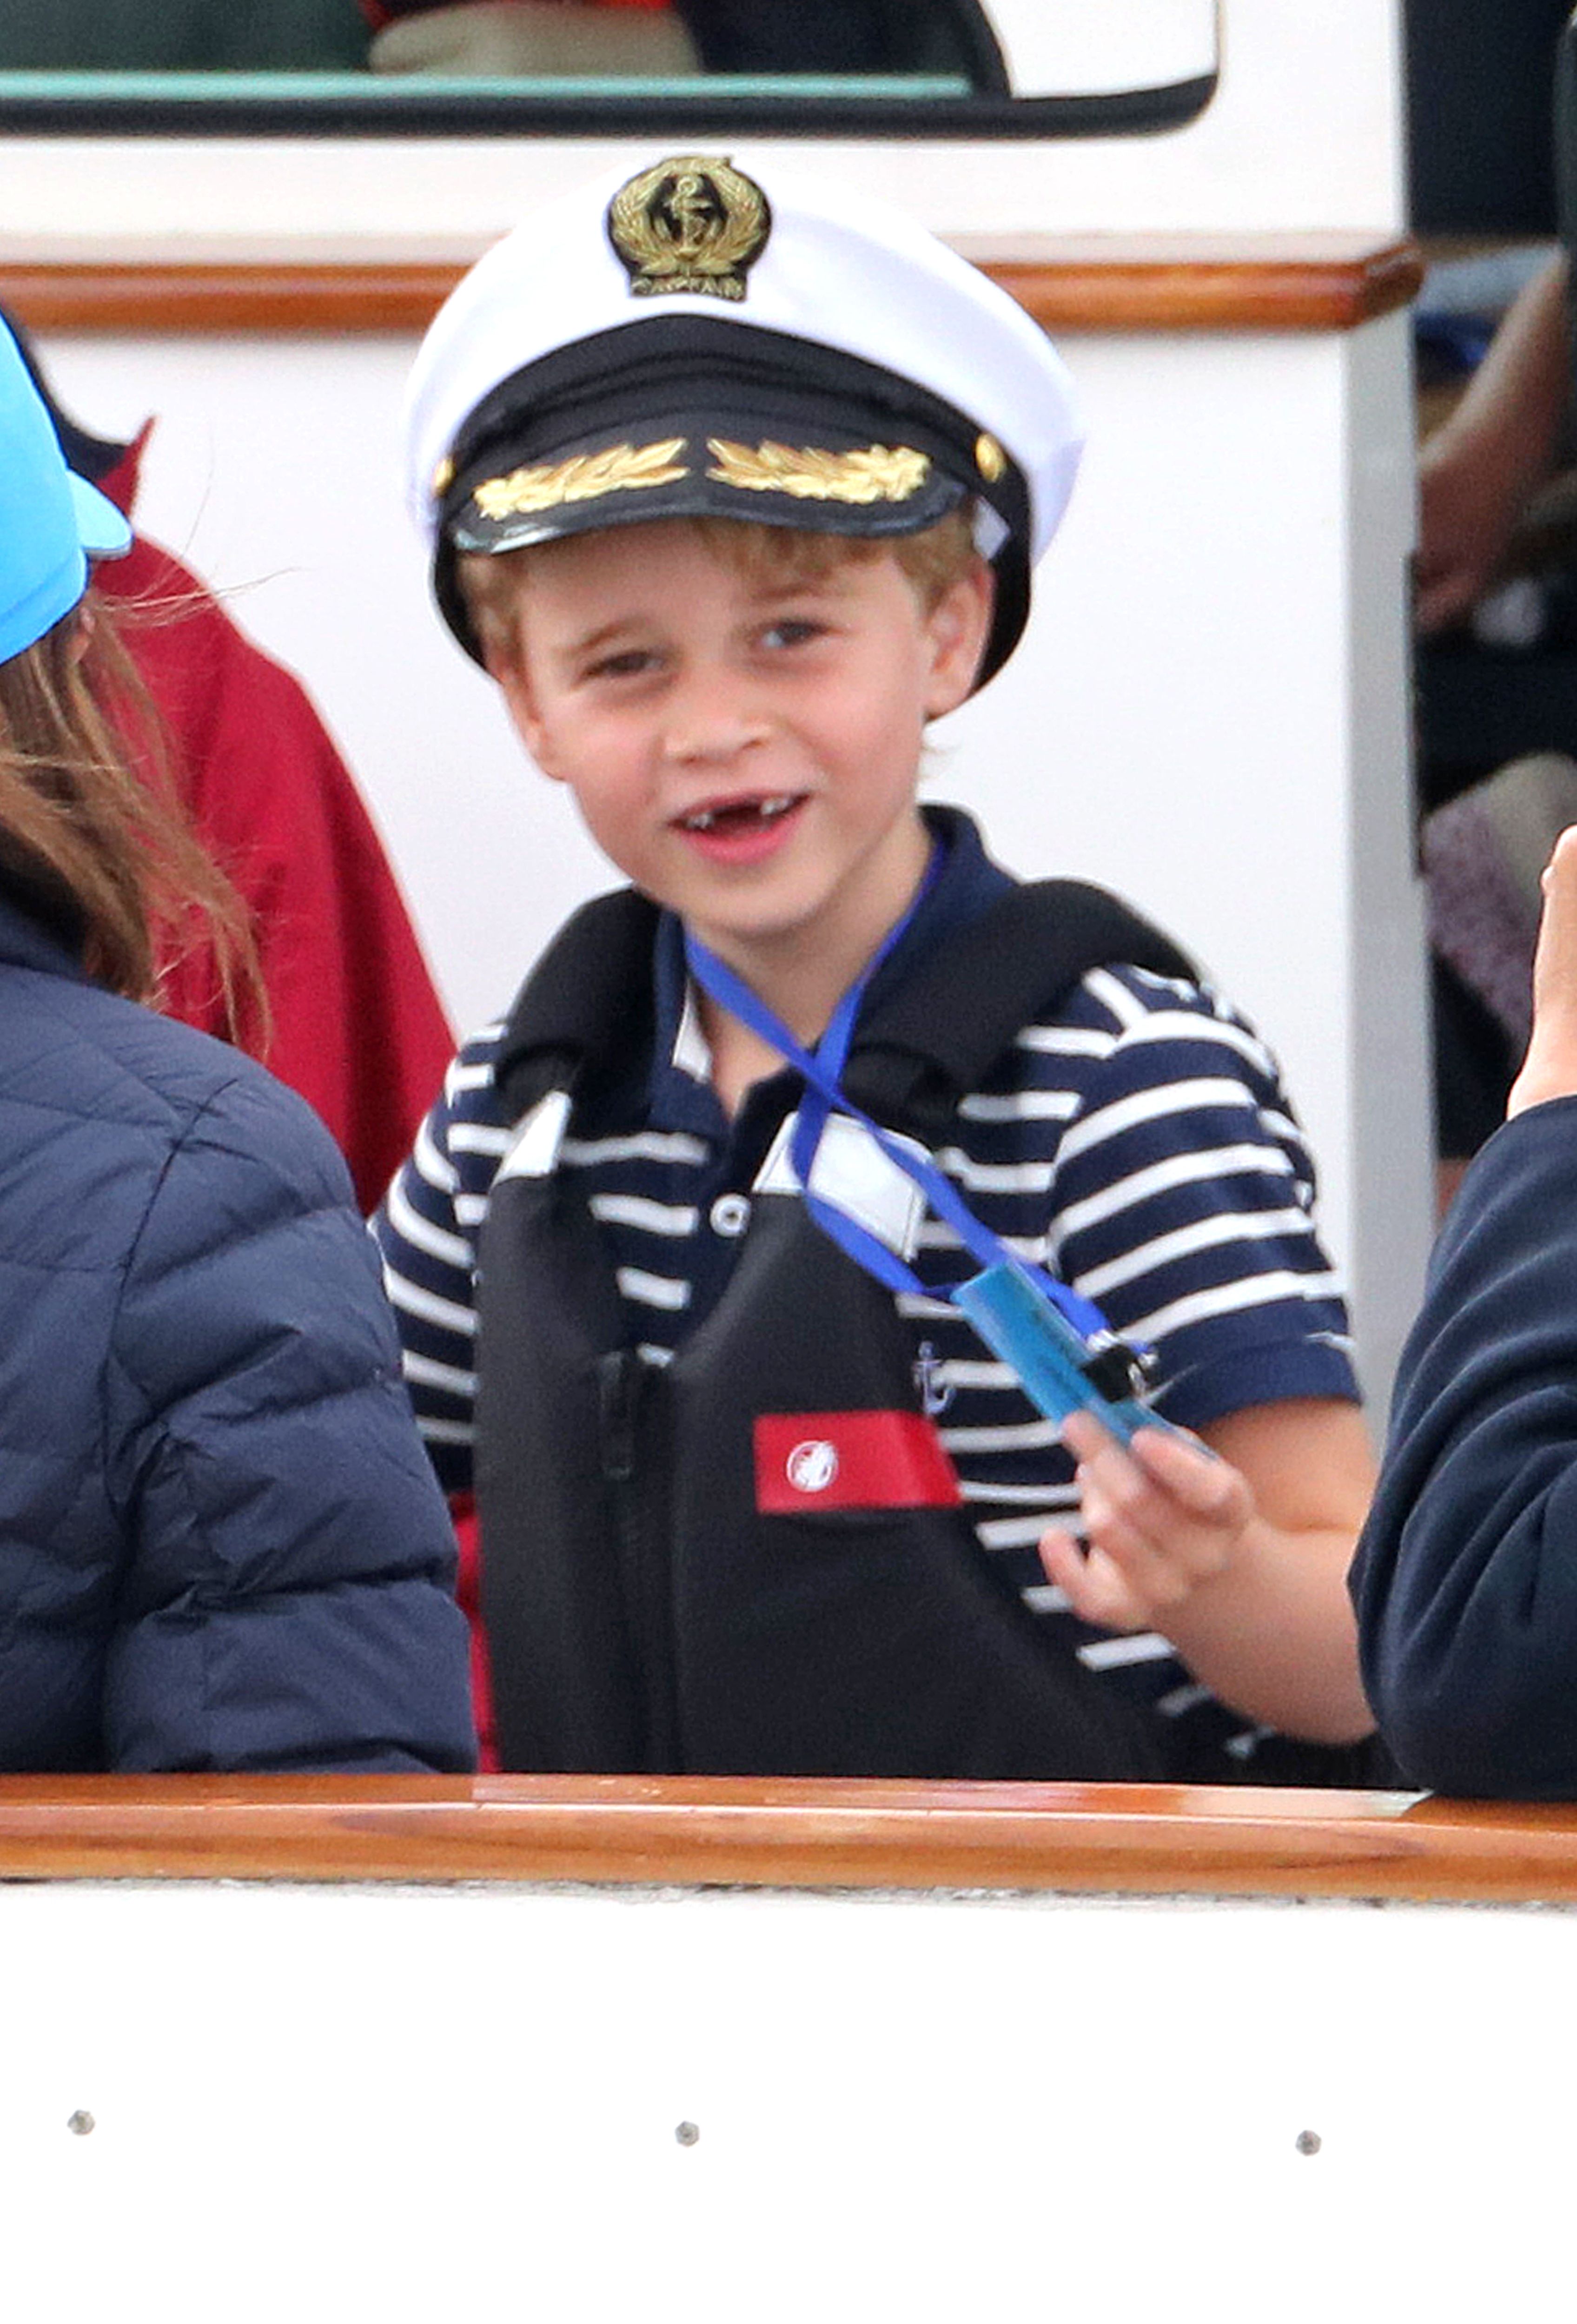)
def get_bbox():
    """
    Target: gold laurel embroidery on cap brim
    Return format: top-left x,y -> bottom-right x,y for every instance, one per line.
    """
705,440 -> 932,505
471,439 -> 690,522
